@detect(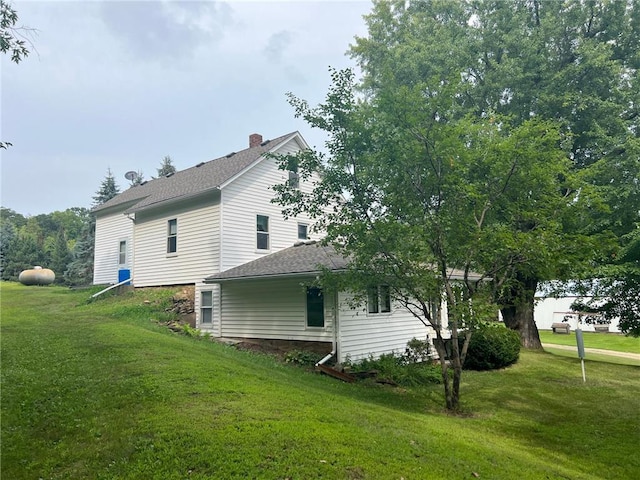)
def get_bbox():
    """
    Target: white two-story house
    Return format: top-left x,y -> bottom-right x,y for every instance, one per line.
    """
93,131 -> 436,363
